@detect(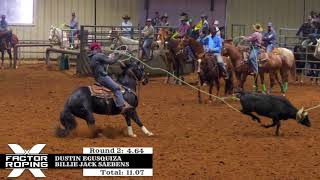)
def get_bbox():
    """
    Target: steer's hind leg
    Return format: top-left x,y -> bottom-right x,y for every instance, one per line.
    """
240,109 -> 261,123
